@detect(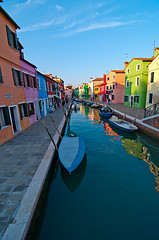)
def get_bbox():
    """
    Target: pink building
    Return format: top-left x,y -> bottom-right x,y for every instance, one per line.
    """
19,43 -> 41,125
